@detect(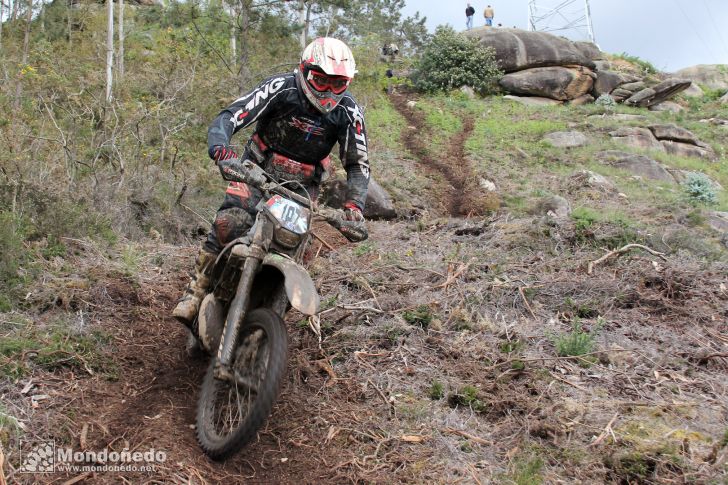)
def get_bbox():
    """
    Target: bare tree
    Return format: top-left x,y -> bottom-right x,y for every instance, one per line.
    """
105,0 -> 113,103
118,0 -> 124,78
14,0 -> 32,110
12,0 -> 18,21
0,0 -> 4,52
